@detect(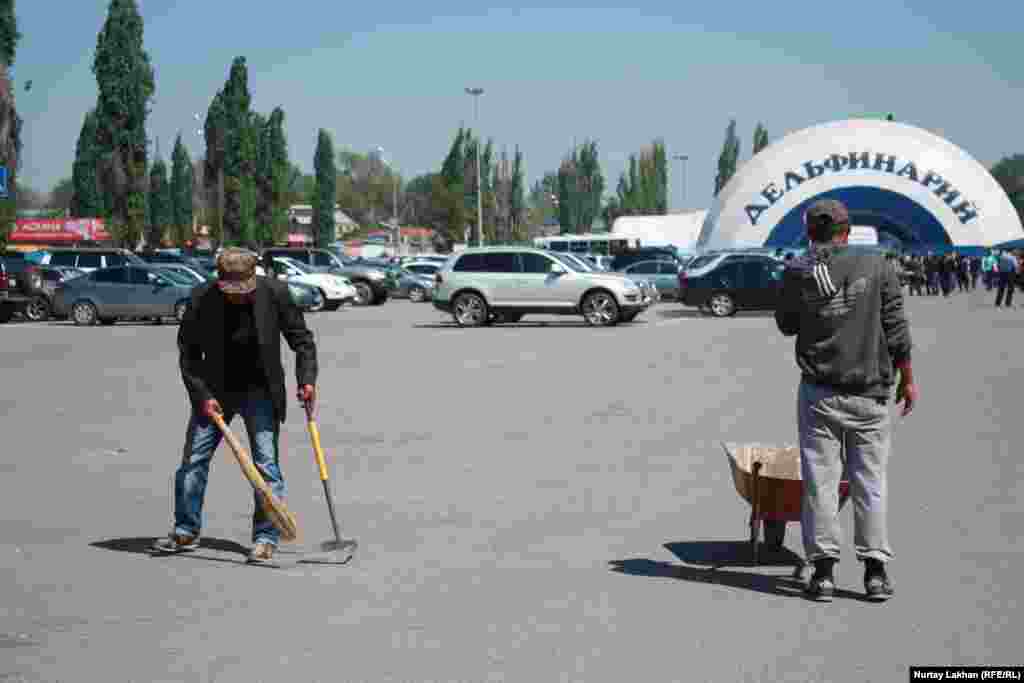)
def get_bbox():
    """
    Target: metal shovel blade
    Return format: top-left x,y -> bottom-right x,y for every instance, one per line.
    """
300,538 -> 358,565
